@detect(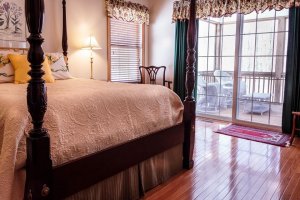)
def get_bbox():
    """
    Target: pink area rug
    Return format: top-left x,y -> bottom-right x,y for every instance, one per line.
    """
216,124 -> 290,147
